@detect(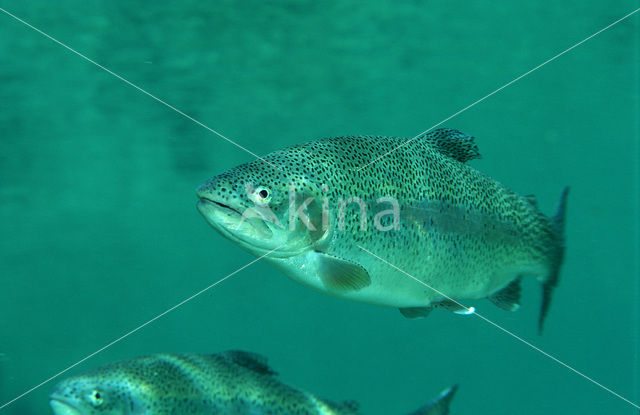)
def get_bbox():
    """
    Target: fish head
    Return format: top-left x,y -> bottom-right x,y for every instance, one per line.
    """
197,159 -> 330,258
49,374 -> 135,415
